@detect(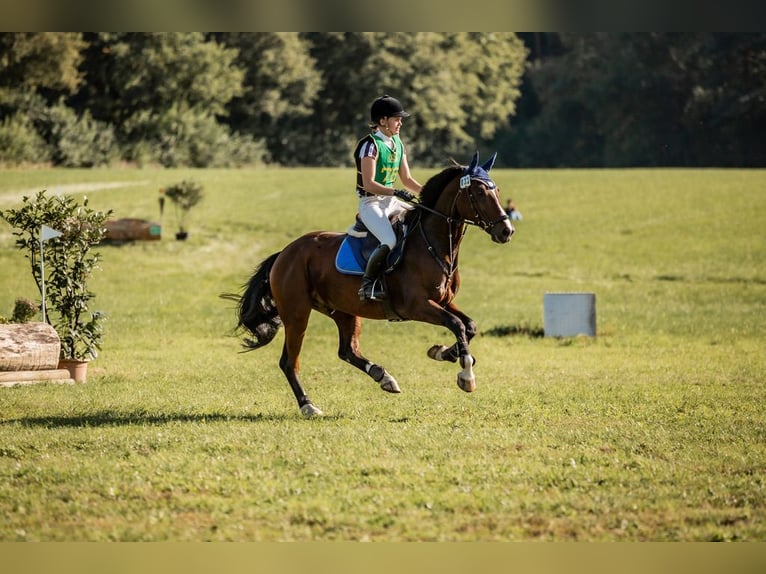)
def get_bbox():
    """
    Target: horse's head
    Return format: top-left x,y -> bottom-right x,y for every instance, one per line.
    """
456,151 -> 514,244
